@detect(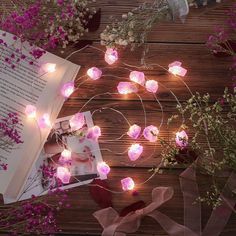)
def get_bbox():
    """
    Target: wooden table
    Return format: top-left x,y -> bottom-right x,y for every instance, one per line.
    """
3,0 -> 236,235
